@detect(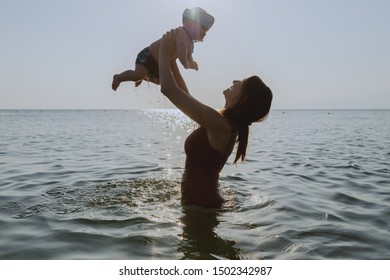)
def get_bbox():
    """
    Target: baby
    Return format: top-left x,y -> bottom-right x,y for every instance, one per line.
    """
112,7 -> 214,90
